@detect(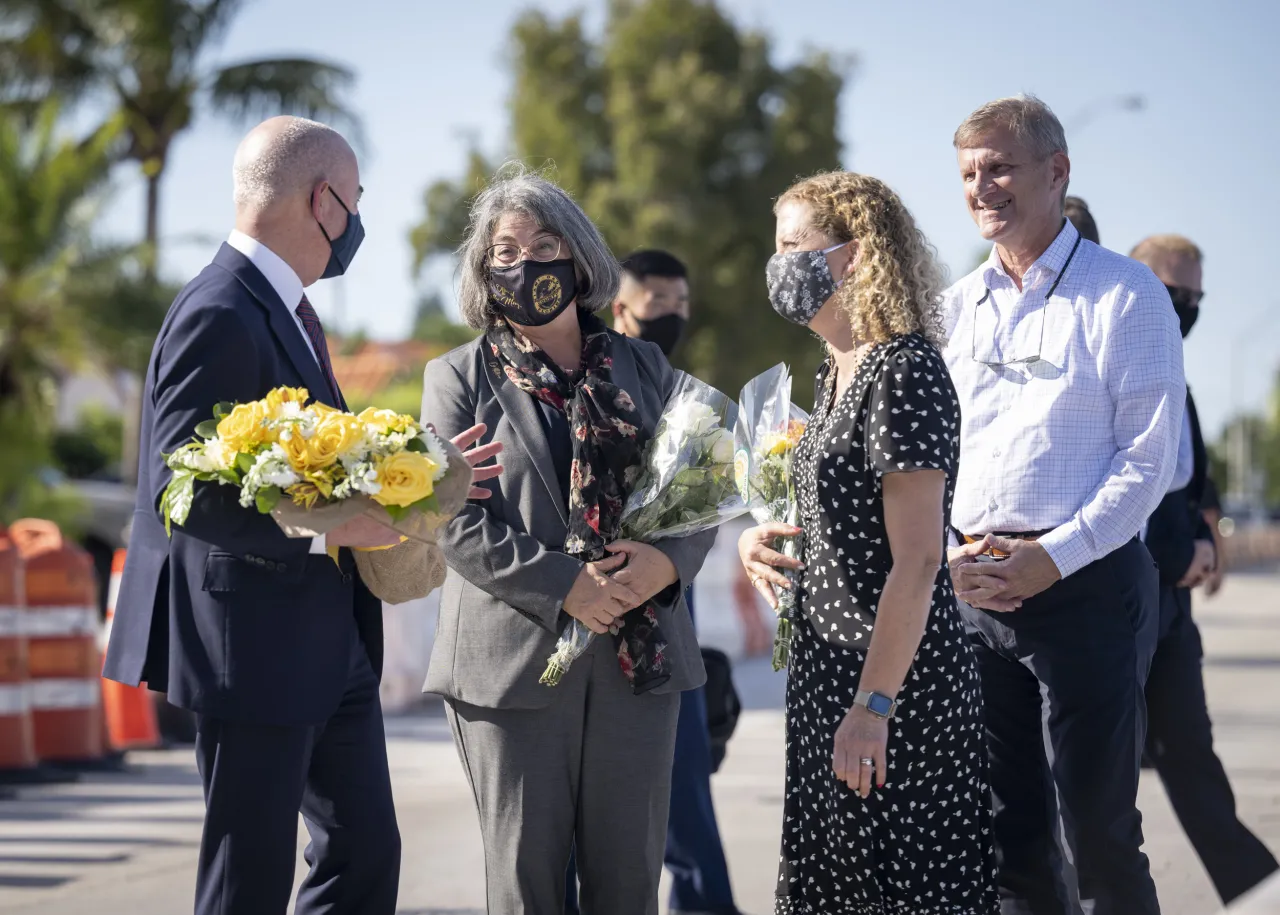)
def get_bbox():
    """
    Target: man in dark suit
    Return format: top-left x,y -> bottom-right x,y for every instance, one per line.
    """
103,116 -> 496,915
1131,233 -> 1279,905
